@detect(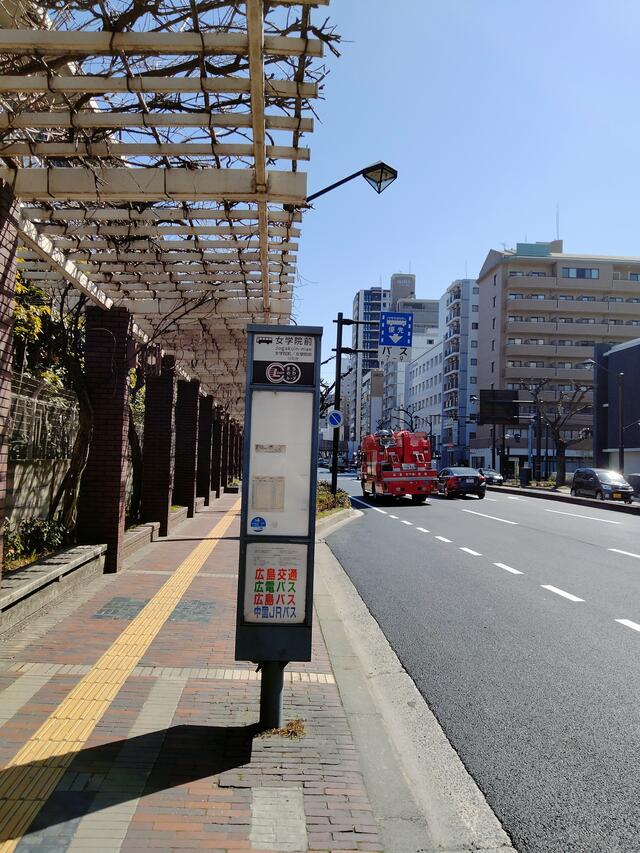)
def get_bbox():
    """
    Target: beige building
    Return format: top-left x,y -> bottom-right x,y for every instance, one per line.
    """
471,240 -> 640,471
